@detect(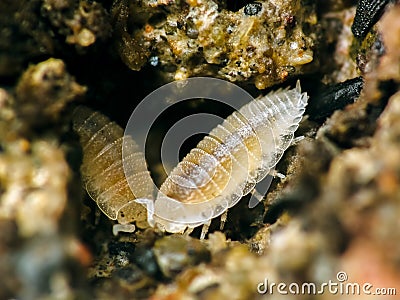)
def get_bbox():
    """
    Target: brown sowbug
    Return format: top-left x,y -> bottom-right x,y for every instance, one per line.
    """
72,106 -> 153,233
